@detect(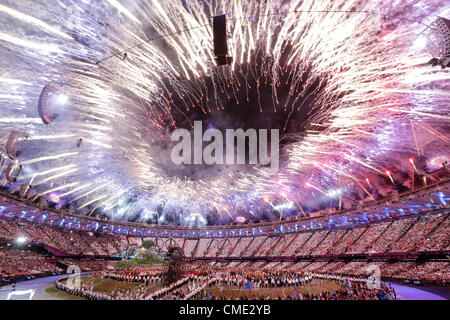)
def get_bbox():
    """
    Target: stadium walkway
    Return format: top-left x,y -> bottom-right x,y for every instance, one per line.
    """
386,282 -> 446,300
0,274 -> 68,300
